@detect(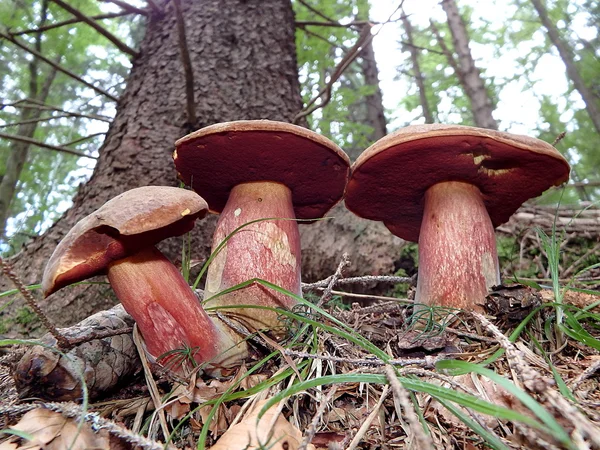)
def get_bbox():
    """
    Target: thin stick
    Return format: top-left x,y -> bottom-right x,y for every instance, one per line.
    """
282,349 -> 441,368
0,31 -> 118,102
11,11 -> 135,36
317,253 -> 350,307
385,365 -> 434,449
0,132 -> 98,159
51,0 -> 138,57
0,402 -> 168,450
299,386 -> 337,450
303,274 -> 412,290
0,257 -> 70,349
347,385 -> 390,450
